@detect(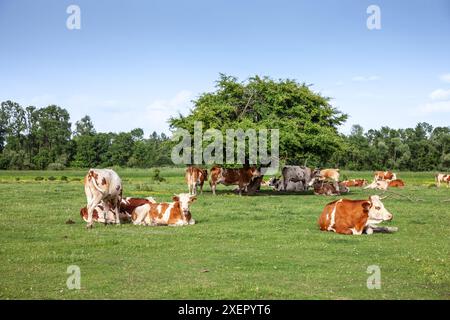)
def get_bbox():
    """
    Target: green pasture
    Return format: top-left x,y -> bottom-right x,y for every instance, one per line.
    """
0,168 -> 448,299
